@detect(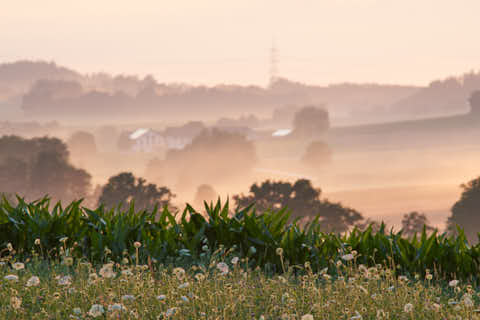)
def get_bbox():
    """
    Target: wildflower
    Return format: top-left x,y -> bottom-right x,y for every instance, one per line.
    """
195,273 -> 205,281
178,282 -> 189,289
403,303 -> 413,313
449,280 -> 459,287
133,241 -> 142,249
202,245 -> 209,251
301,315 -> 314,320
248,246 -> 257,255
88,304 -> 105,317
7,243 -> 13,251
281,293 -> 289,303
108,303 -> 127,312
34,239 -> 41,246
276,247 -> 284,256
121,295 -> 135,302
181,295 -> 189,303
398,275 -> 408,282
432,303 -> 441,312
376,309 -> 386,318
156,295 -> 166,301
464,296 -> 474,308
12,262 -> 25,270
72,308 -> 82,315
278,276 -> 287,284
231,256 -> 239,265
10,296 -> 22,309
165,307 -> 177,317
216,262 -> 229,275
58,275 -> 72,286
426,274 -> 433,280
4,274 -> 19,281
121,269 -> 133,276
59,237 -> 68,243
26,276 -> 40,287
89,273 -> 99,282
63,257 -> 74,267
173,267 -> 185,280
99,264 -> 116,278
342,254 -> 354,261
350,311 -> 362,319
